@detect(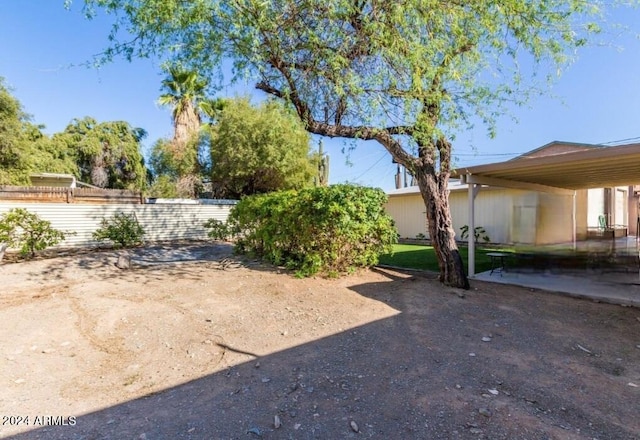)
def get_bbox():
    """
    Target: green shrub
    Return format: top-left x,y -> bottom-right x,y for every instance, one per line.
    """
218,184 -> 397,277
0,208 -> 66,258
460,225 -> 491,244
203,218 -> 233,241
93,212 -> 145,248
